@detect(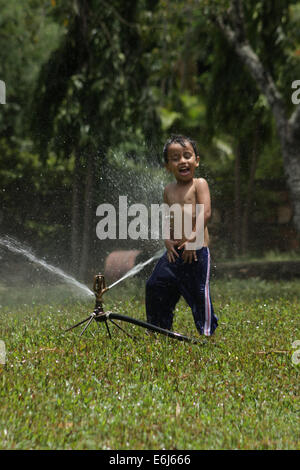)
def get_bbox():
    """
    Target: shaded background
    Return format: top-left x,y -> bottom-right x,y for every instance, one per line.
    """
0,0 -> 300,284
